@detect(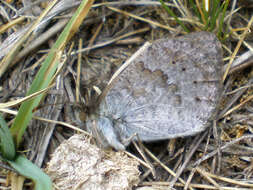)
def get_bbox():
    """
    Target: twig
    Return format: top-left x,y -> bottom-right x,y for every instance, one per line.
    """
169,131 -> 207,189
194,135 -> 253,166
